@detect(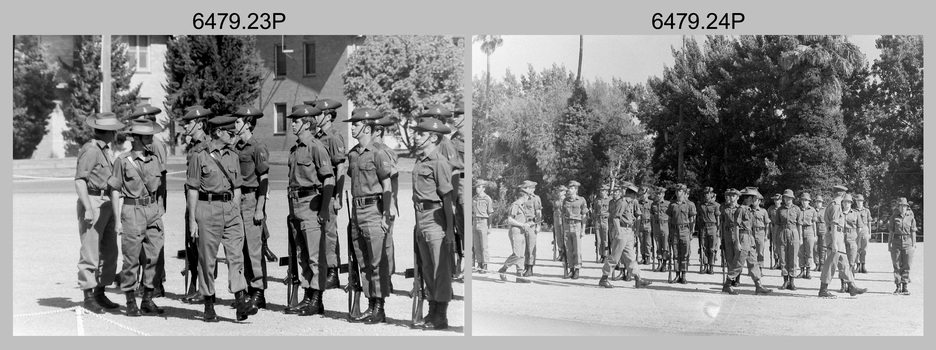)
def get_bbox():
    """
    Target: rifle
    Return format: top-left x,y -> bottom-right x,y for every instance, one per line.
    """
280,215 -> 300,308
407,226 -> 425,326
650,225 -> 656,271
720,243 -> 727,285
698,229 -> 705,273
344,196 -> 362,321
667,235 -> 674,283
